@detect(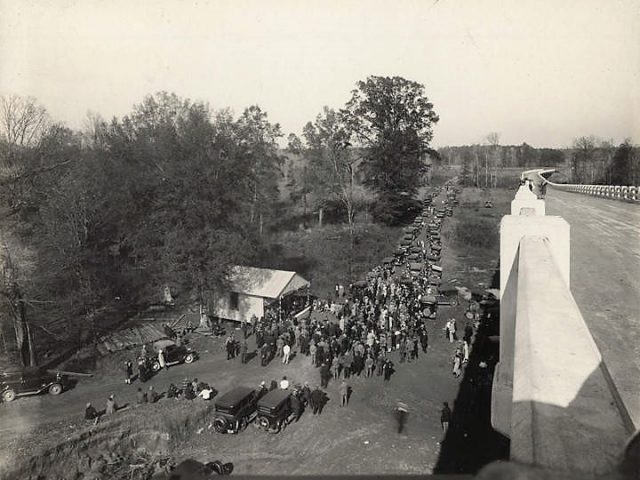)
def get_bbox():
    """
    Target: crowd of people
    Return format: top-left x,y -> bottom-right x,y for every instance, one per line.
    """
85,183 -> 472,439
